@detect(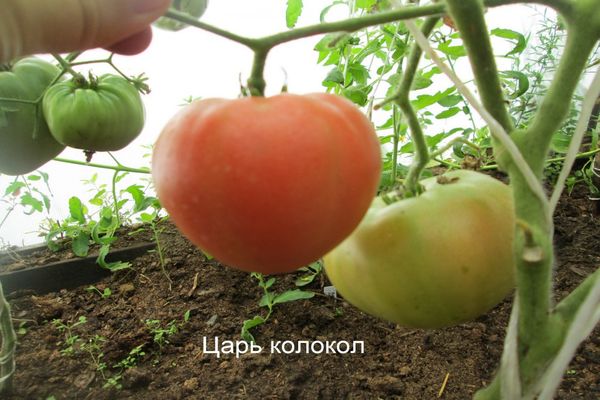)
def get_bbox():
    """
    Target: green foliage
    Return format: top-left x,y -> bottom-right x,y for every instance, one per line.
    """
286,0 -> 303,28
145,311 -> 190,350
241,273 -> 314,342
